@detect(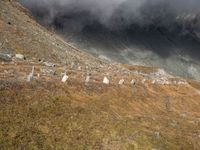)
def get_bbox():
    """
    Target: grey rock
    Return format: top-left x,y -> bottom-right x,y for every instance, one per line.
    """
41,68 -> 56,76
155,132 -> 160,139
44,62 -> 56,67
27,74 -> 34,82
0,53 -> 12,61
